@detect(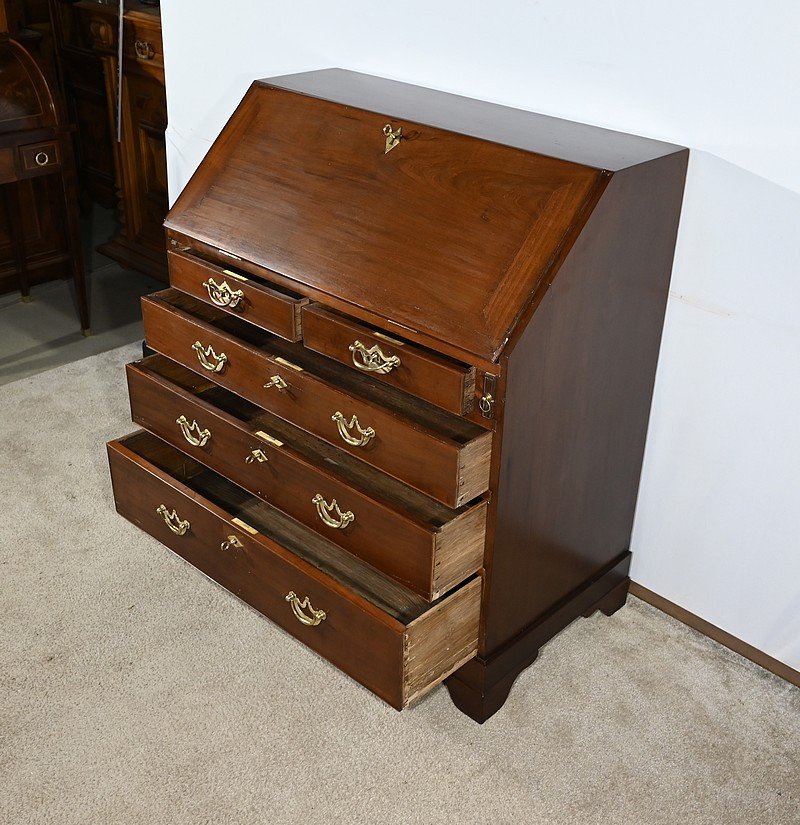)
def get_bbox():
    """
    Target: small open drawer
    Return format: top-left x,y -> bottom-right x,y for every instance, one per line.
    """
127,355 -> 487,600
168,248 -> 307,341
142,289 -> 492,508
108,431 -> 481,710
302,304 -> 476,416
